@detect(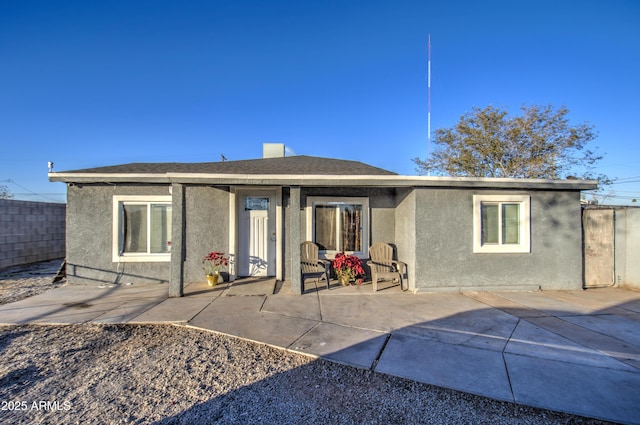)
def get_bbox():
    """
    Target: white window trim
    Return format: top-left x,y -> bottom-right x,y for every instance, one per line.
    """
306,196 -> 369,259
473,194 -> 531,254
112,195 -> 172,262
